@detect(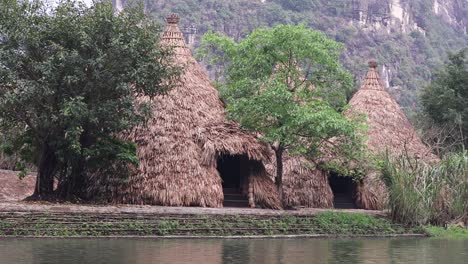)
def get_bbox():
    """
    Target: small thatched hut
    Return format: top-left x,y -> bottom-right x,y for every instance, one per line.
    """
89,14 -> 280,209
277,61 -> 438,210
346,61 -> 438,209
